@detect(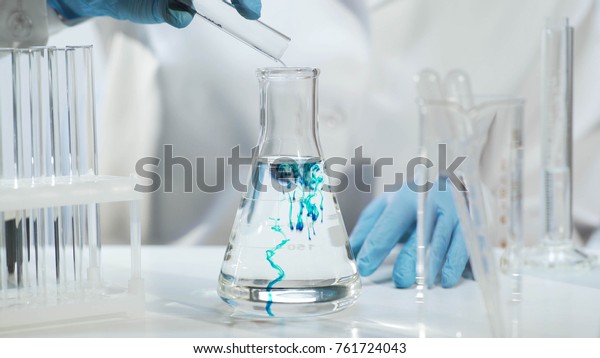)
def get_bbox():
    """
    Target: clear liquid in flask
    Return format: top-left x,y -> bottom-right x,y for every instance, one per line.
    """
218,156 -> 361,317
